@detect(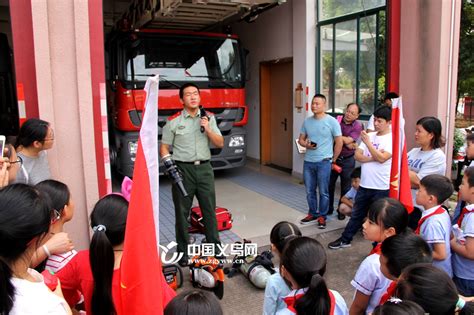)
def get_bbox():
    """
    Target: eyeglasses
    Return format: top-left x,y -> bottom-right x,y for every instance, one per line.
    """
345,110 -> 359,116
43,129 -> 55,142
10,156 -> 23,166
